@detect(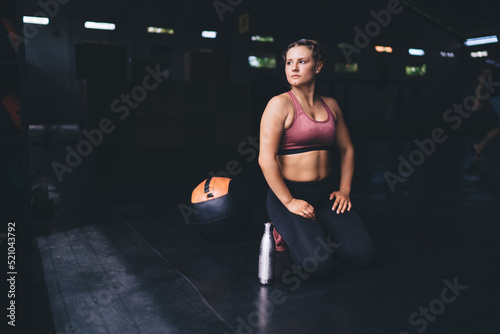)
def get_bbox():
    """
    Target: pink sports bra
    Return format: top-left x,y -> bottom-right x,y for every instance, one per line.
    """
278,90 -> 336,155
